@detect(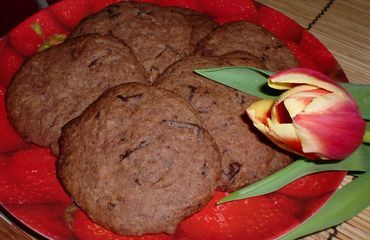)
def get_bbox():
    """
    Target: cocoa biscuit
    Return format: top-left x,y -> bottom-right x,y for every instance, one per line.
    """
197,21 -> 299,72
217,50 -> 269,67
58,83 -> 221,235
154,55 -> 292,192
70,2 -> 216,82
166,6 -> 218,48
6,34 -> 147,155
